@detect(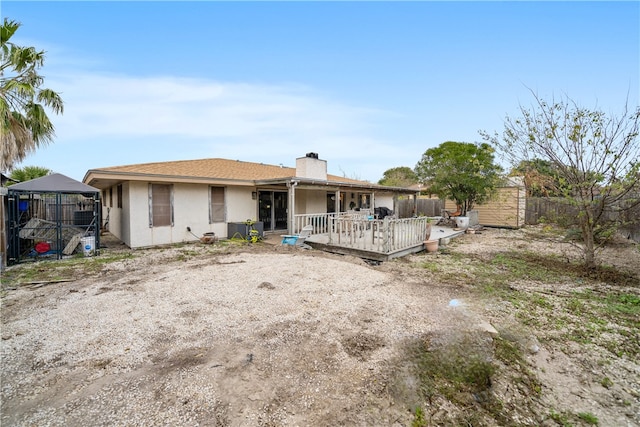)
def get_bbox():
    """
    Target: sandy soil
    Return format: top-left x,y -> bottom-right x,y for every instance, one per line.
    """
1,228 -> 638,426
